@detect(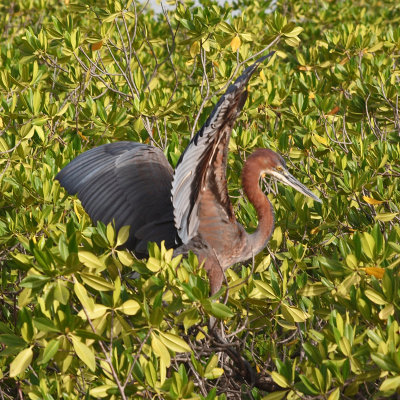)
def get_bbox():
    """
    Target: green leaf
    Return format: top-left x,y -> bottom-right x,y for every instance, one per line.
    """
0,334 -> 27,348
33,317 -> 60,333
54,280 -> 70,304
361,232 -> 375,259
19,274 -> 50,289
371,353 -> 400,372
39,339 -> 60,364
203,301 -> 234,319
